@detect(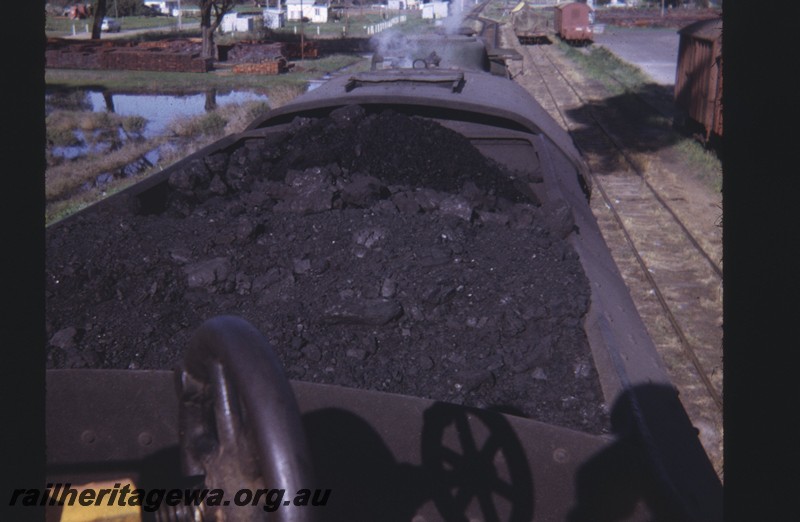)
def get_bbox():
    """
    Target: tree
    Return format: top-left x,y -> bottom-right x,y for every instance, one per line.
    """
116,0 -> 157,16
90,0 -> 108,40
199,0 -> 237,60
